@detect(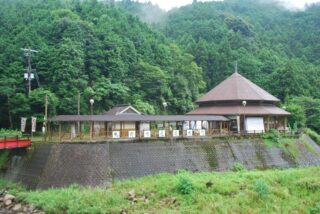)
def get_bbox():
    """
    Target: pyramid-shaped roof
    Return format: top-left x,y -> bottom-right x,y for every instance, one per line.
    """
196,72 -> 280,103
